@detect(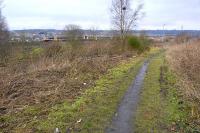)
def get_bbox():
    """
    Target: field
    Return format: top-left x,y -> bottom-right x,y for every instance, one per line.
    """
0,39 -> 148,132
0,37 -> 200,132
0,0 -> 199,132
